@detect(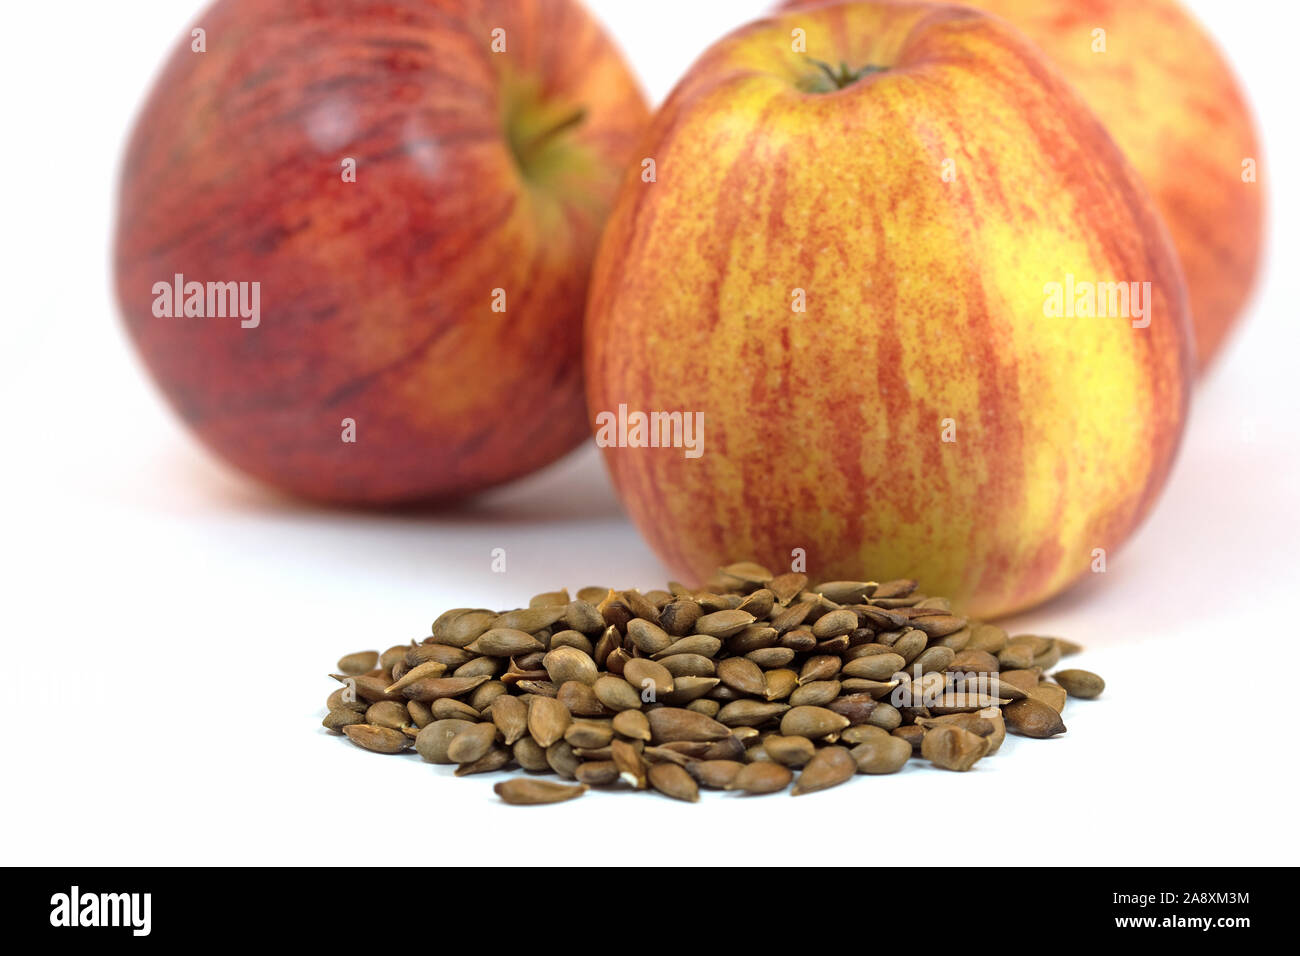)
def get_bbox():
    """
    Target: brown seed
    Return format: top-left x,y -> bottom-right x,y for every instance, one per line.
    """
488,694 -> 528,745
431,698 -> 480,721
789,680 -> 842,707
546,741 -> 579,779
792,745 -> 857,794
1003,698 -> 1067,738
653,635 -> 723,659
657,653 -> 717,678
494,778 -> 587,805
407,643 -> 475,669
1054,668 -> 1105,699
542,645 -> 599,686
413,718 -> 474,763
647,707 -> 733,743
763,668 -> 799,701
325,687 -> 366,713
686,699 -> 722,718
999,669 -> 1042,693
891,629 -> 928,664
626,618 -> 674,655
892,724 -> 925,751
909,614 -> 968,638
821,686 -> 873,723
966,622 -> 1009,654
562,600 -> 605,635
530,589 -> 571,608
593,674 -> 643,712
556,680 -> 606,717
342,724 -> 411,754
866,702 -> 902,731
811,609 -> 859,639
384,659 -> 448,693
466,628 -> 544,657
715,700 -> 791,727
335,674 -> 405,703
1027,681 -> 1068,713
841,654 -> 906,681
336,650 -> 379,676
365,700 -> 413,731
771,600 -> 814,634
611,738 -> 648,789
913,646 -> 957,674
662,676 -> 721,705
513,736 -> 550,771
454,656 -> 501,680
659,600 -> 703,637
322,707 -> 366,732
780,628 -> 818,652
1032,639 -> 1062,670
454,745 -> 511,776
433,609 -> 498,648
575,760 -> 619,786
780,706 -> 851,739
737,589 -> 775,619
716,657 -> 766,696
612,709 -> 651,741
798,654 -> 842,683
406,700 -> 434,729
745,647 -> 794,669
400,675 -> 489,702
527,697 -> 572,748
842,724 -> 890,745
727,761 -> 794,794
694,609 -> 756,638
623,658 -> 675,698
921,725 -> 989,771
763,734 -> 816,768
813,581 -> 875,603
565,720 -> 614,749
767,572 -> 808,605
494,606 -> 569,633
647,762 -> 699,802
621,589 -> 662,624
949,648 -> 1000,675
642,745 -> 693,767
446,722 -> 498,764
689,760 -> 745,788
851,734 -> 913,774
997,642 -> 1037,670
